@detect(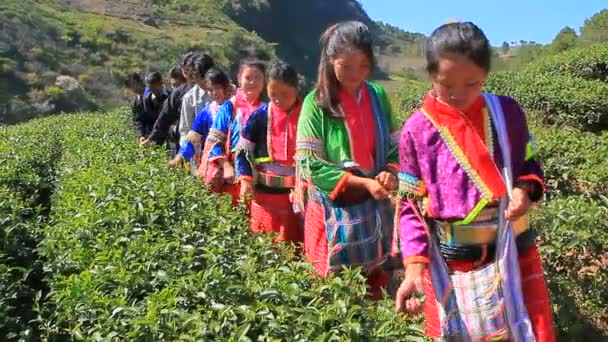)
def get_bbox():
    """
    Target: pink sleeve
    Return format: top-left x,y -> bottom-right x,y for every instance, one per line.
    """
398,127 -> 430,265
